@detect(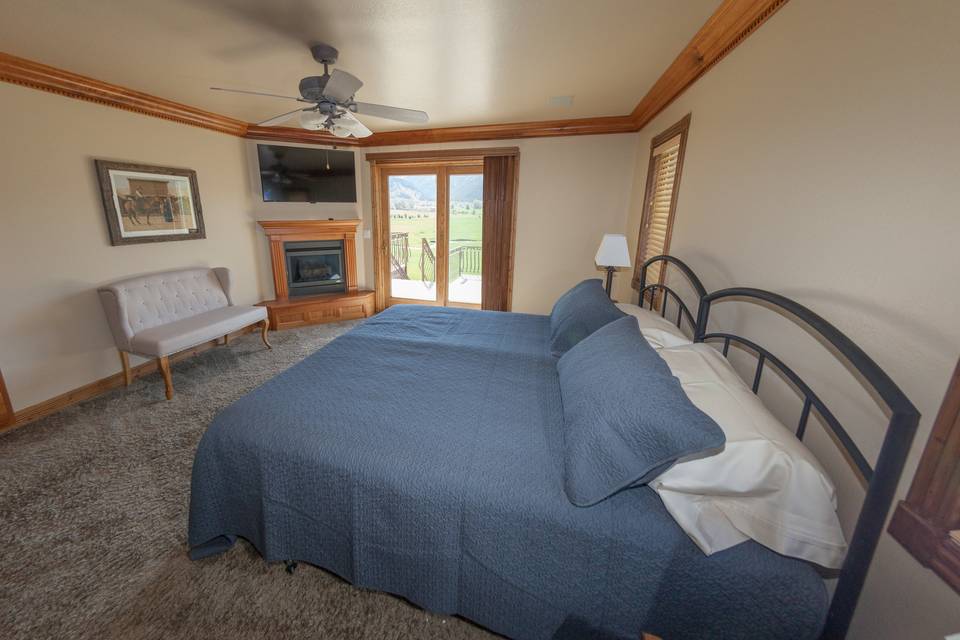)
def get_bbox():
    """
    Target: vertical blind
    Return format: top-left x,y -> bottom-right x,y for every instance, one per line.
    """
638,133 -> 682,286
